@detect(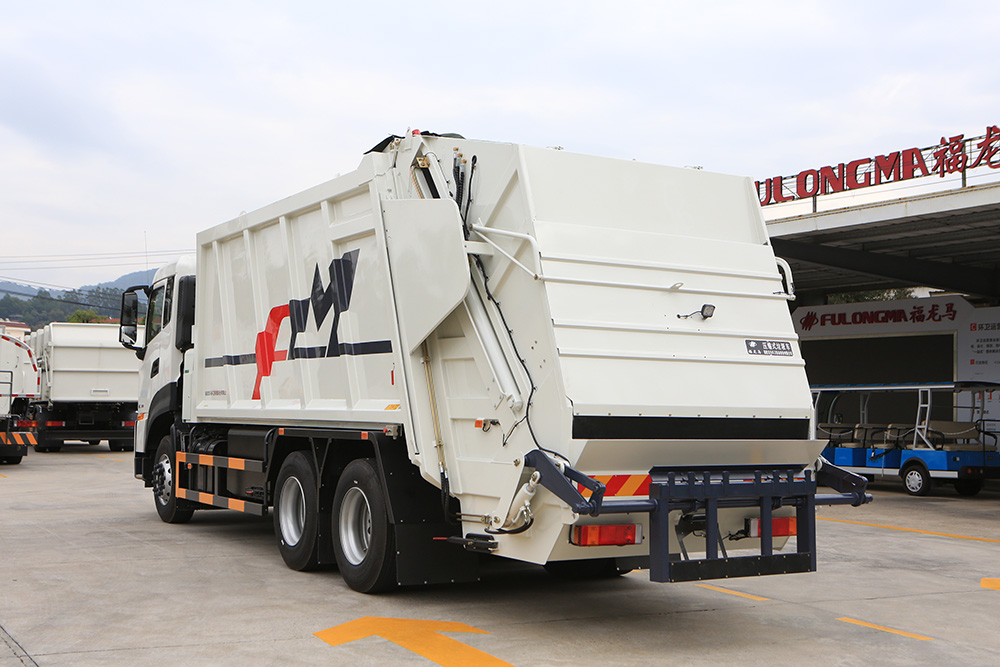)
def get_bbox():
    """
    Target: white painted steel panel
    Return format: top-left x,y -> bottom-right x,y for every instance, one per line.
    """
32,323 -> 141,403
192,160 -> 407,429
0,335 -> 39,416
